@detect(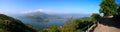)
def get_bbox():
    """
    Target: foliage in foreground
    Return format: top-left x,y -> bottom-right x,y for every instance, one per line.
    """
38,17 -> 95,32
61,18 -> 94,32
